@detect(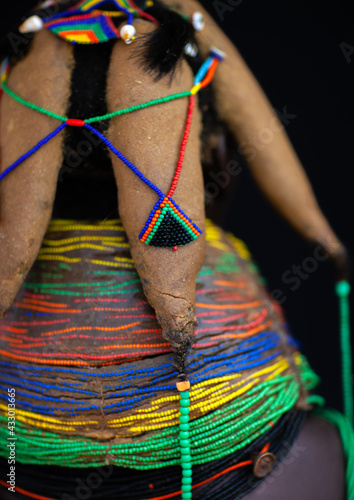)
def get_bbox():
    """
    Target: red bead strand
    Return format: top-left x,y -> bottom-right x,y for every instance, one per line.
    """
167,95 -> 195,199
